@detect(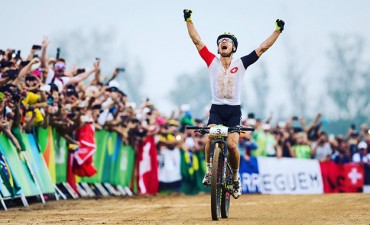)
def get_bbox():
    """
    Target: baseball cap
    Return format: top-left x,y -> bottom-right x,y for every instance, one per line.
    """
358,141 -> 368,150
